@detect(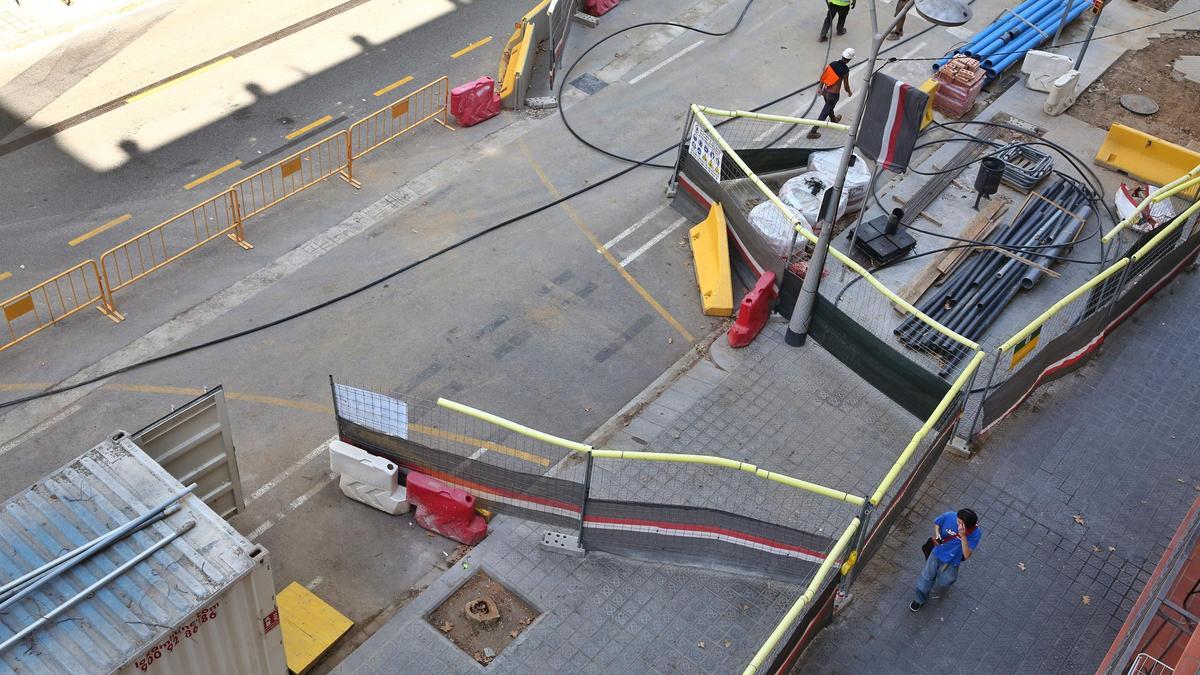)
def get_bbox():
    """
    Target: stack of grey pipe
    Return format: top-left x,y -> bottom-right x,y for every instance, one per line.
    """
996,143 -> 1054,192
895,176 -> 1092,377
